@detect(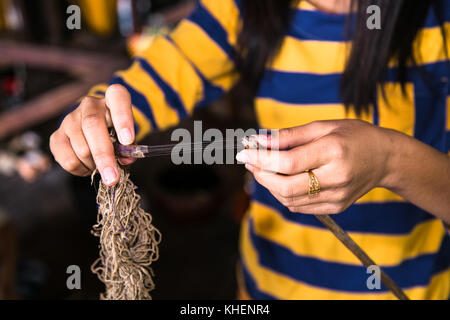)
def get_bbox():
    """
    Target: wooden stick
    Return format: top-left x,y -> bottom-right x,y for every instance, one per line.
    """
314,214 -> 409,300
